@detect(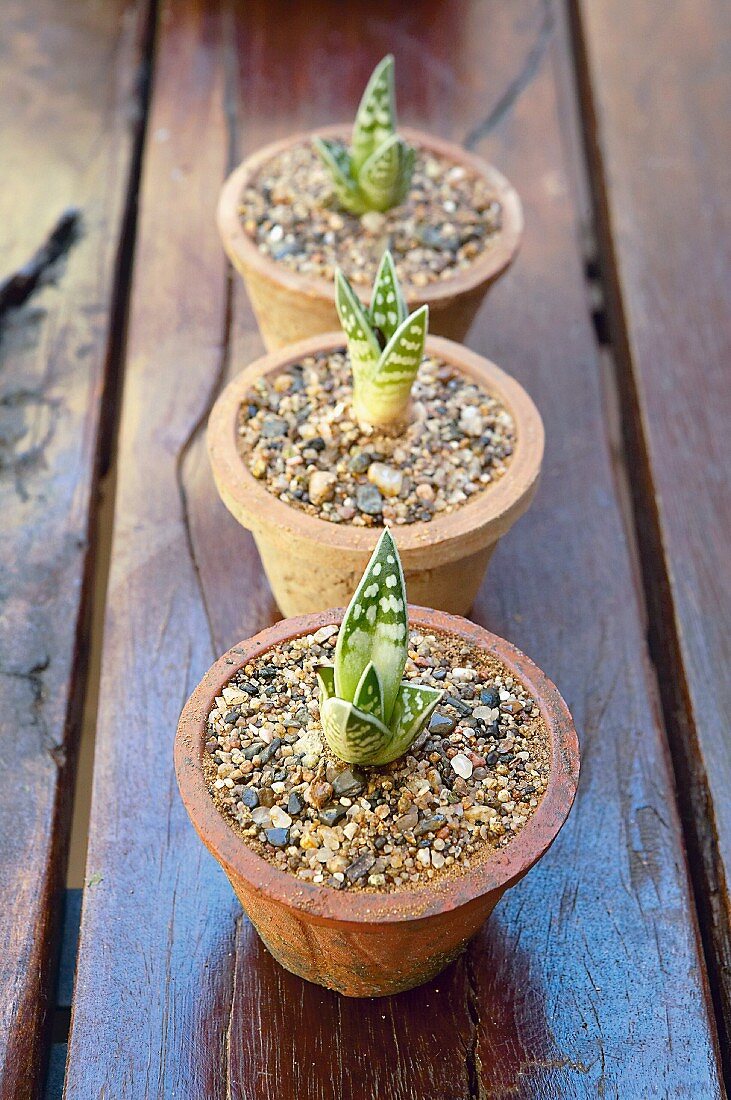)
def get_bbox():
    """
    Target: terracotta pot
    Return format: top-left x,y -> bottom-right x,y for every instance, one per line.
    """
218,126 -> 523,351
175,607 -> 580,997
207,332 -> 544,617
